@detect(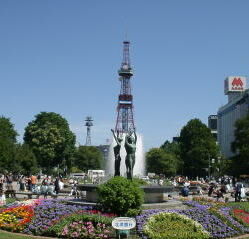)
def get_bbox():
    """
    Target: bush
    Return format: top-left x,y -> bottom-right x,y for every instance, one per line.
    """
97,176 -> 144,216
132,177 -> 148,185
45,212 -> 114,237
143,212 -> 210,239
125,208 -> 142,217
